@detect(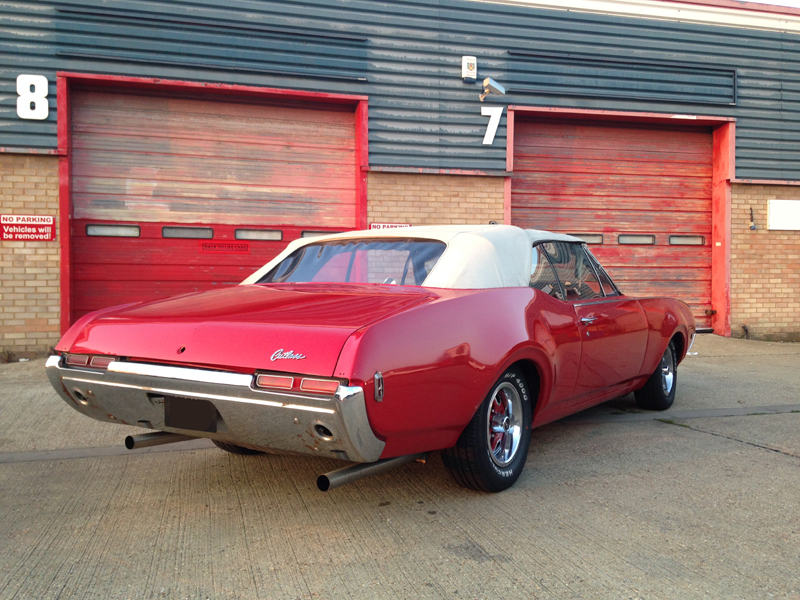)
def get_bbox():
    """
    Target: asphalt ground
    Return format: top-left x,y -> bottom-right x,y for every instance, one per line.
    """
0,335 -> 798,600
